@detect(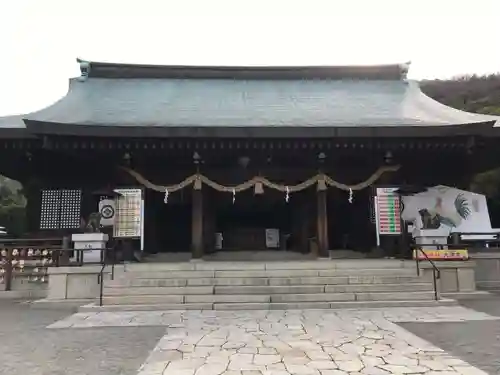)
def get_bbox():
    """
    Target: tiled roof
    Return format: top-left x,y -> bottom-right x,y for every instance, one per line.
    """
2,60 -> 498,138
24,77 -> 498,128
